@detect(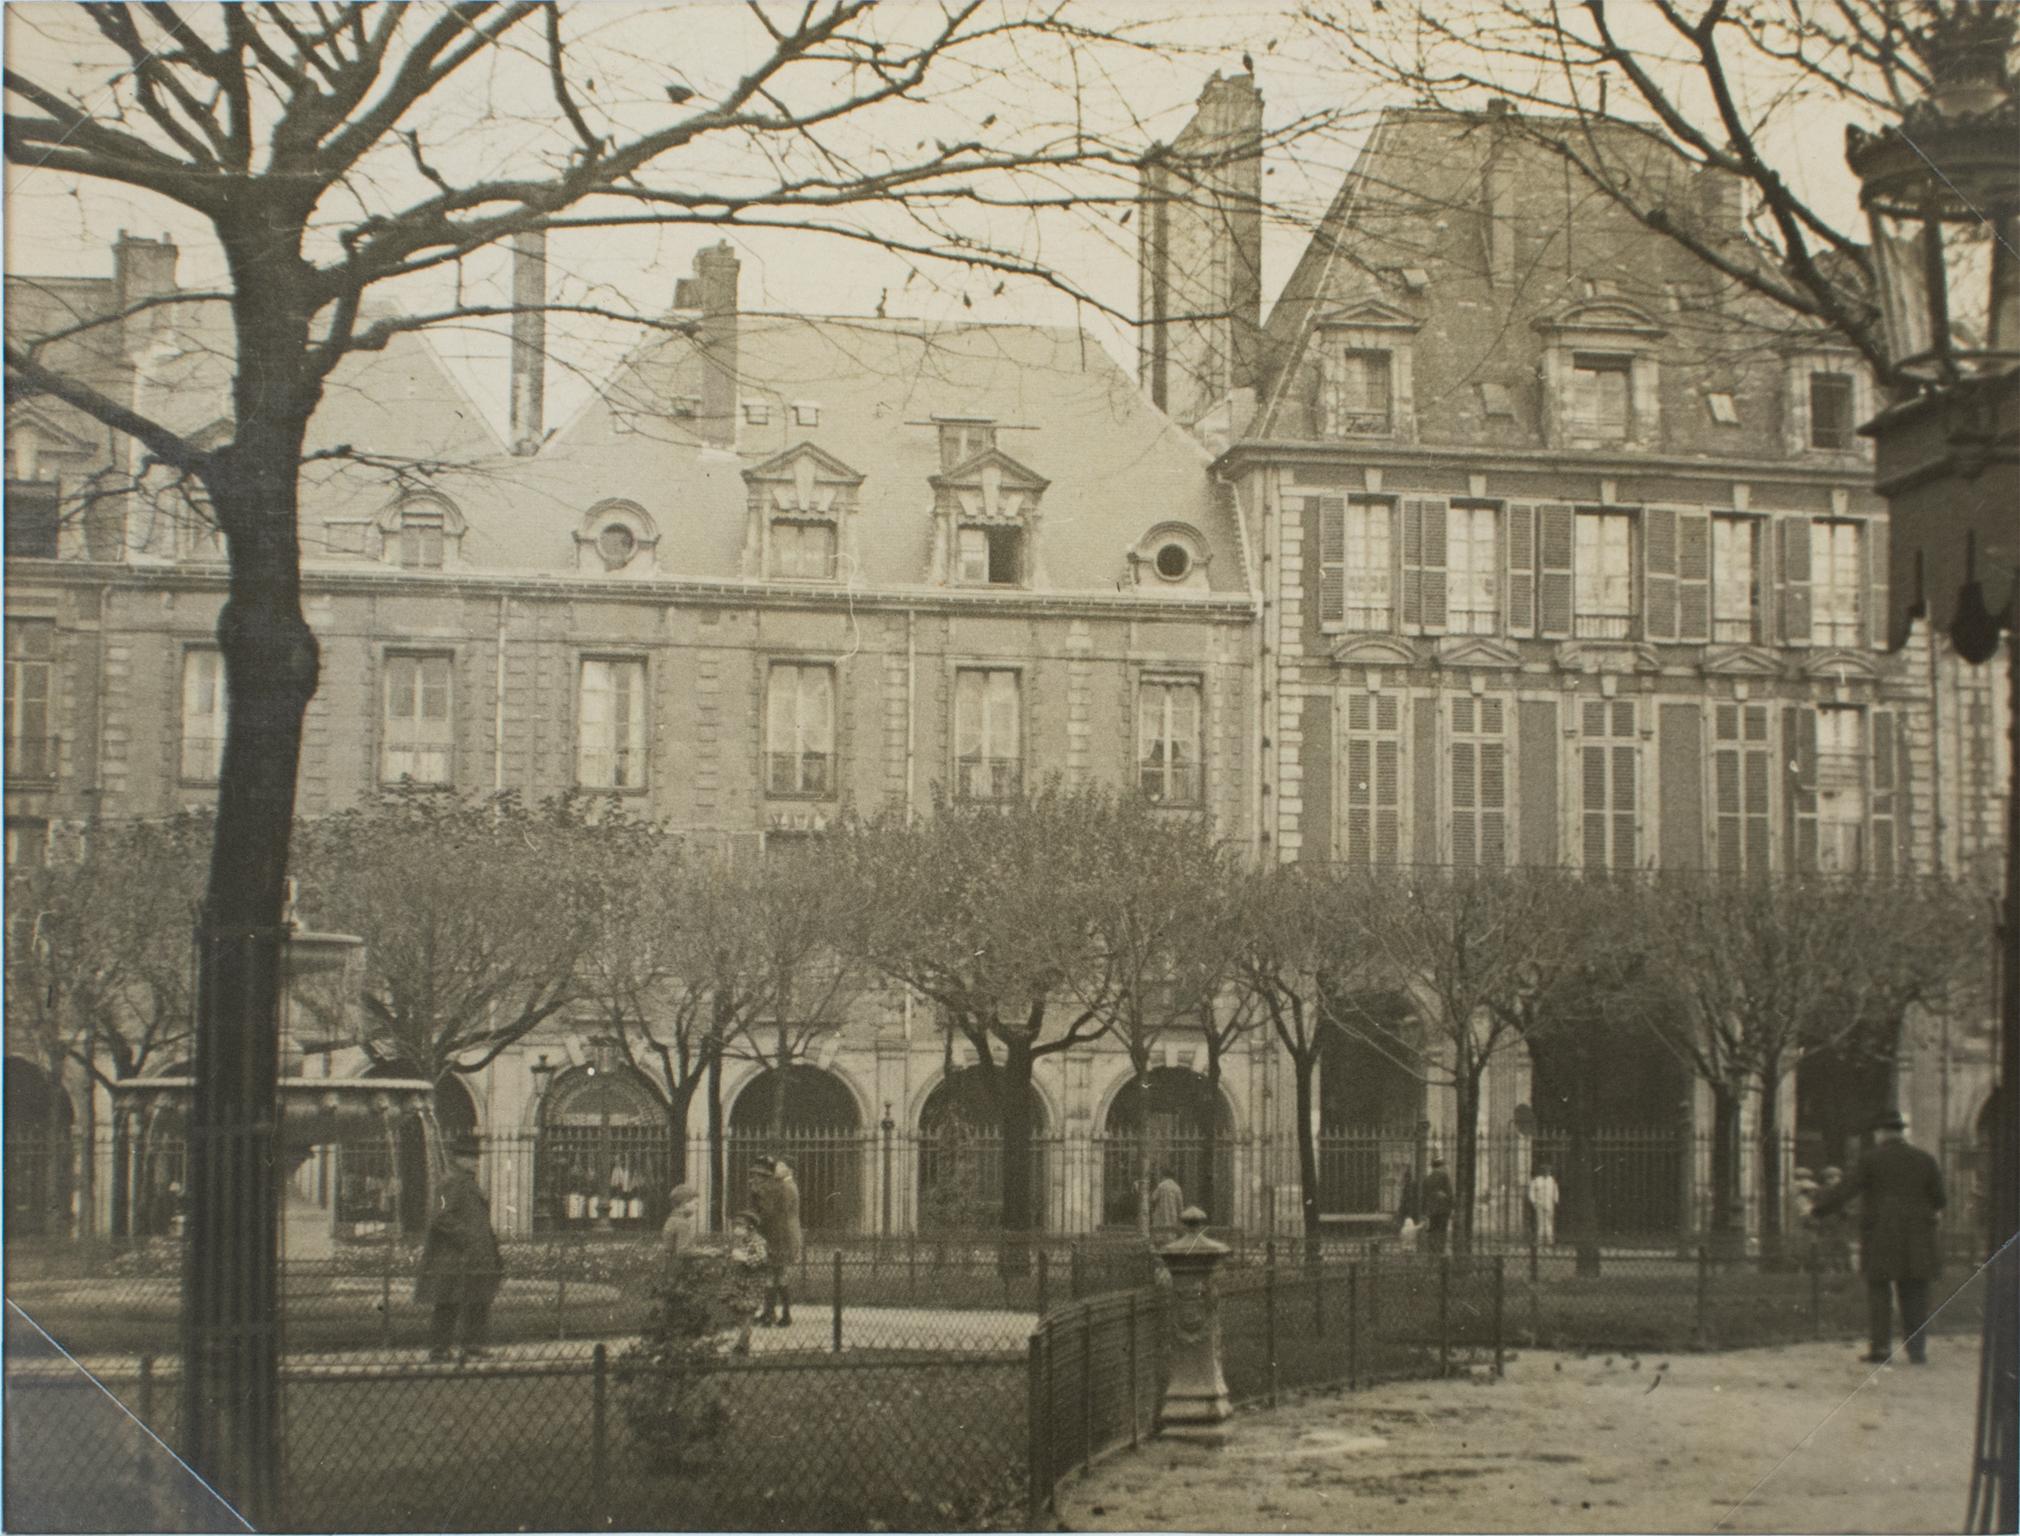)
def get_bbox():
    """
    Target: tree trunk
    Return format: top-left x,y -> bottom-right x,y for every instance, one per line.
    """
1454,1073 -> 1481,1259
1709,1082 -> 1745,1259
665,1076 -> 701,1185
1201,1041 -> 1221,1227
996,1035 -> 1036,1274
178,380 -> 323,1528
707,1052 -> 726,1231
1293,1048 -> 1322,1239
1757,1055 -> 1786,1265
1135,1060 -> 1153,1240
